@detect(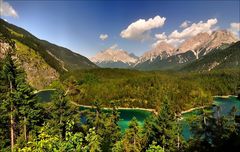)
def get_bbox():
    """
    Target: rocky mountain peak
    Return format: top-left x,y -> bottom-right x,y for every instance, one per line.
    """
205,30 -> 238,50
90,48 -> 138,64
137,41 -> 175,63
177,32 -> 211,55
